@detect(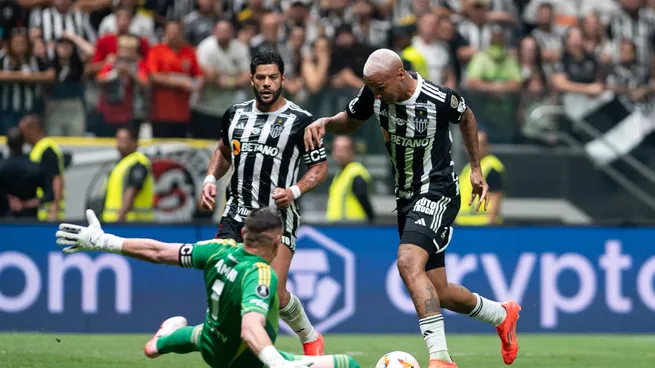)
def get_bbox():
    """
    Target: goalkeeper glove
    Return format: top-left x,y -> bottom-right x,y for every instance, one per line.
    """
56,209 -> 124,254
